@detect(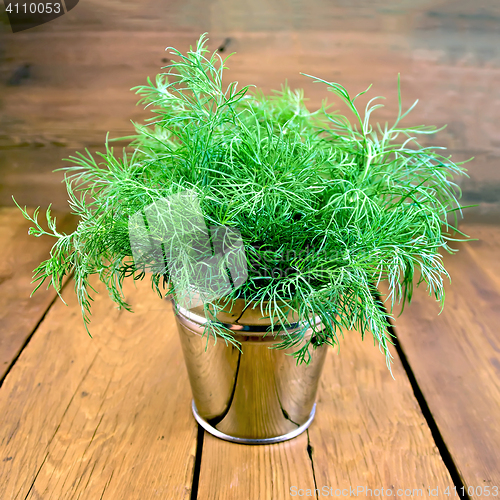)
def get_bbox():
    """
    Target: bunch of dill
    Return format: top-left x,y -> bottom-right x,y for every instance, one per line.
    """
17,34 -> 470,370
